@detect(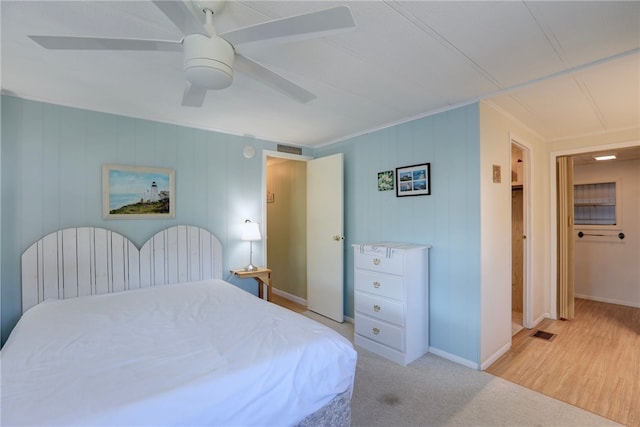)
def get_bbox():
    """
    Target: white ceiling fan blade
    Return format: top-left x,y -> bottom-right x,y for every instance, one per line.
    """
234,54 -> 316,104
182,83 -> 208,107
28,35 -> 182,51
220,6 -> 355,48
152,0 -> 208,36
